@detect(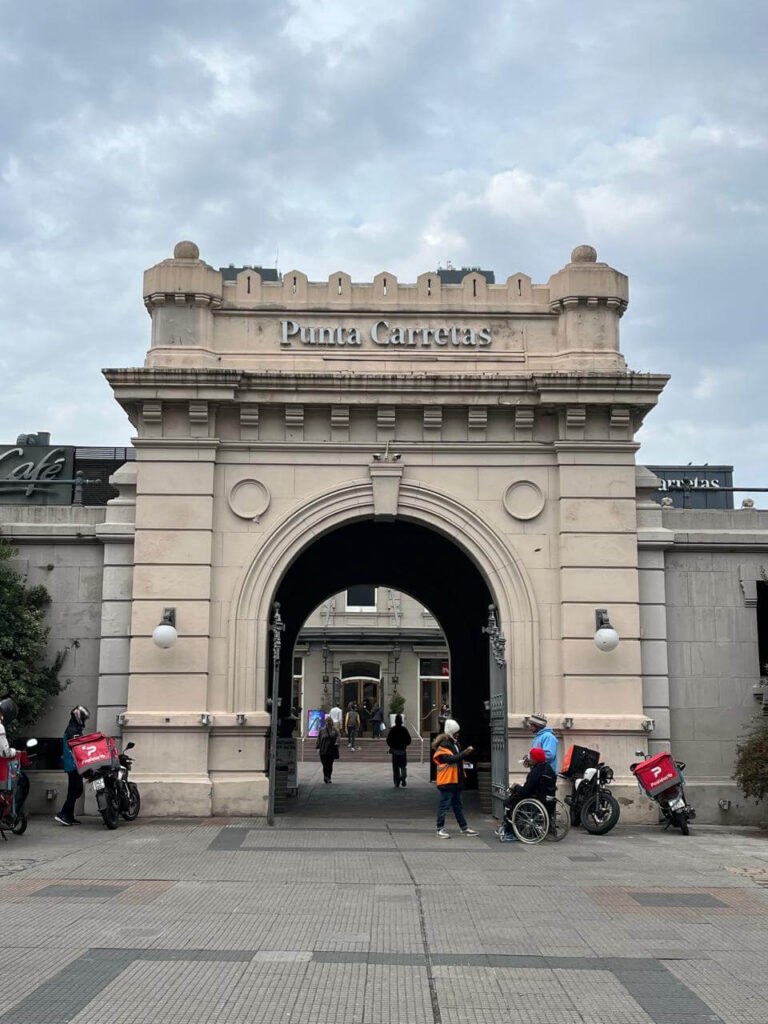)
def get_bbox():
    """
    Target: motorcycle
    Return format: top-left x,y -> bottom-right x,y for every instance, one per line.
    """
0,738 -> 37,839
561,744 -> 621,835
631,750 -> 695,835
85,741 -> 140,829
